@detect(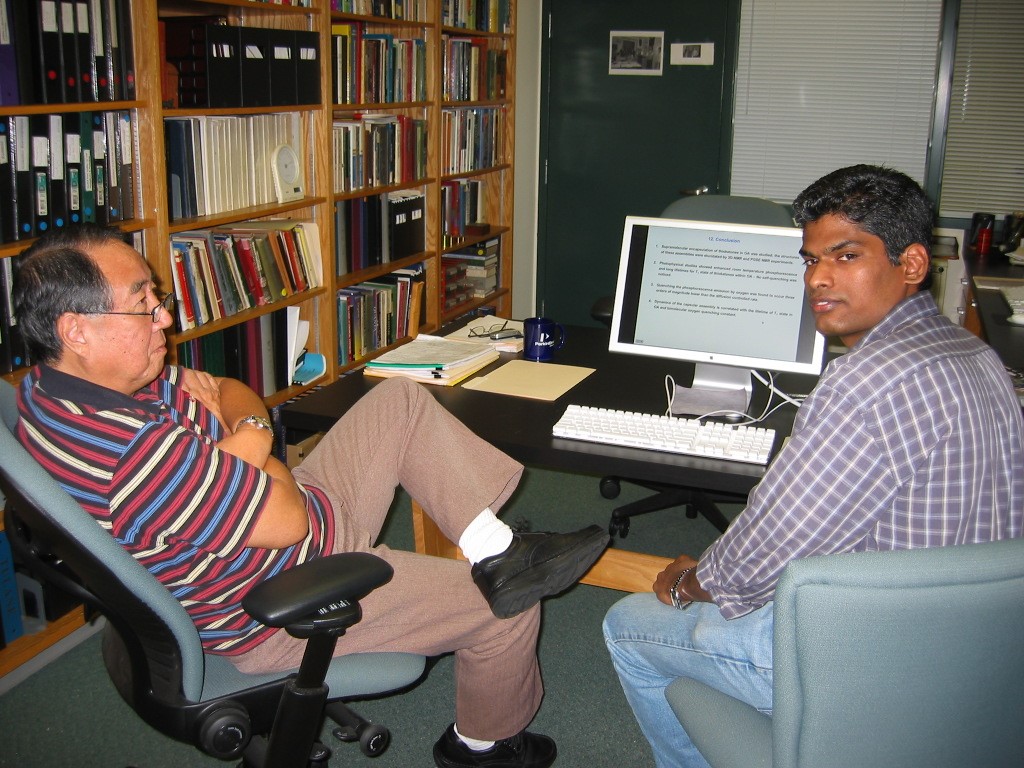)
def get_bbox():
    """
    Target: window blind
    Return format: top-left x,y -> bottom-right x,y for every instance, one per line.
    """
938,0 -> 1024,219
731,0 -> 943,204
